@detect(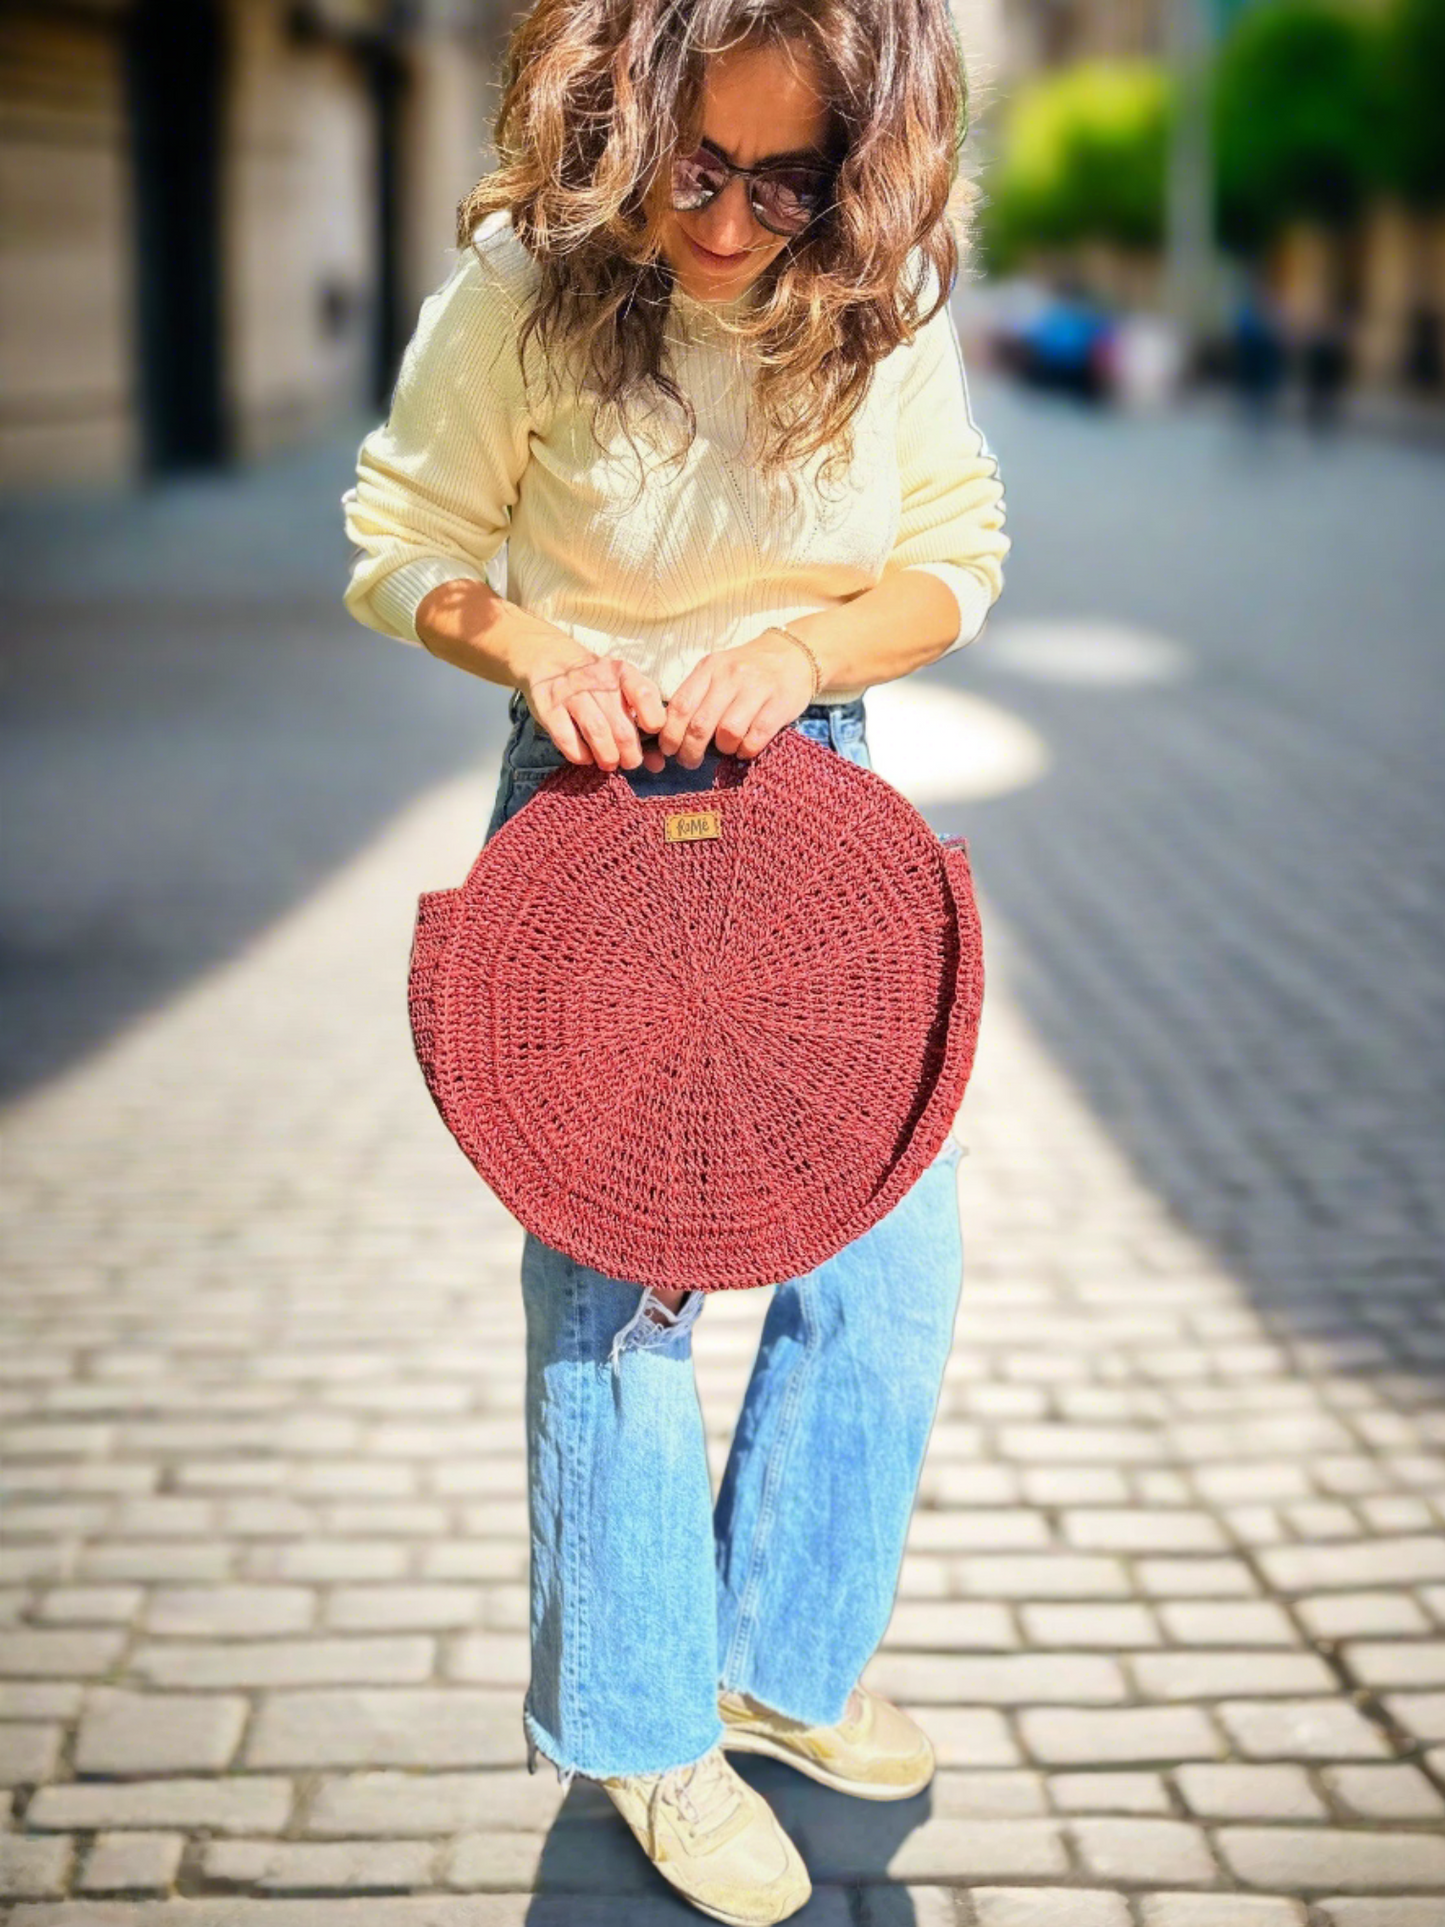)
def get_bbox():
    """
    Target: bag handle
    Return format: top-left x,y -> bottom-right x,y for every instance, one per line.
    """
596,722 -> 802,810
